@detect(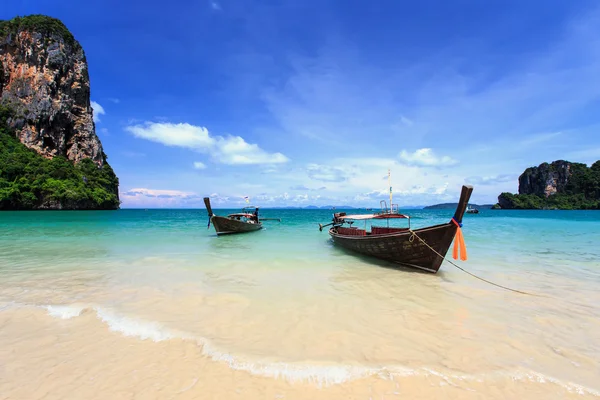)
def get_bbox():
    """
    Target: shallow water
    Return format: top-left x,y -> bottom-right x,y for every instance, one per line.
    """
1,209 -> 599,399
